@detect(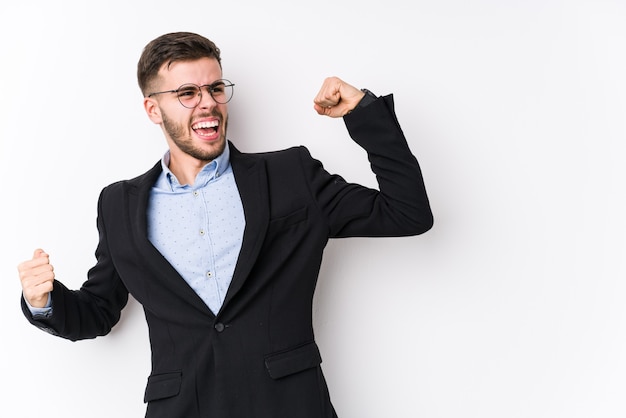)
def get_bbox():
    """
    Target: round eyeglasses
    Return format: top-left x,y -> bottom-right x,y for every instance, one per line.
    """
147,79 -> 235,108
